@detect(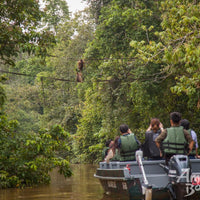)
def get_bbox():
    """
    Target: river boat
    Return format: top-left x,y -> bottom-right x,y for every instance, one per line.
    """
94,151 -> 200,200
